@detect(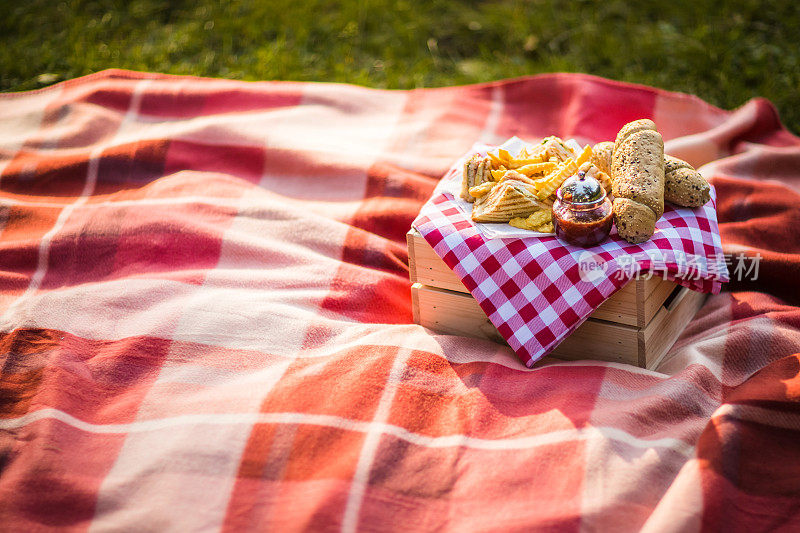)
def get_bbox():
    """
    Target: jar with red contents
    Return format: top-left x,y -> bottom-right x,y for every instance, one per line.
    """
553,171 -> 613,247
